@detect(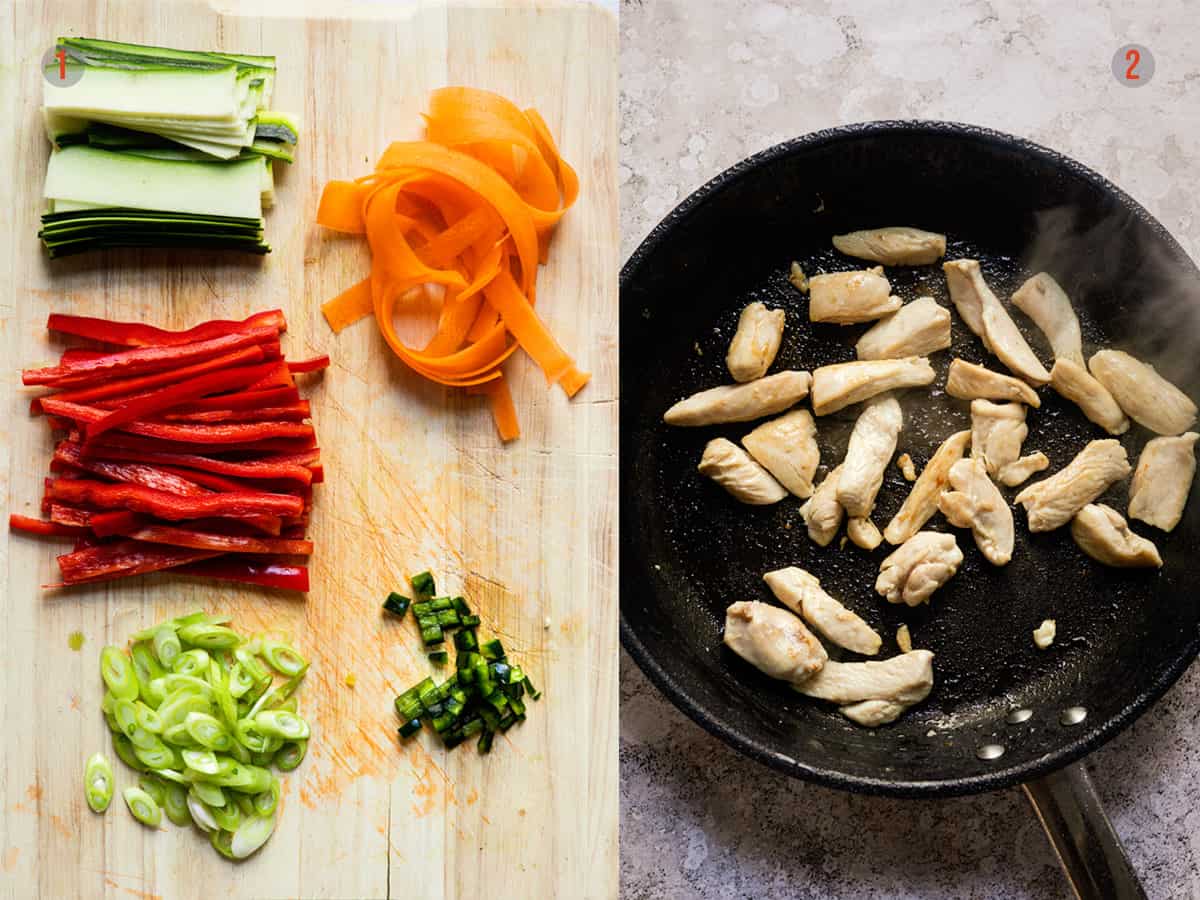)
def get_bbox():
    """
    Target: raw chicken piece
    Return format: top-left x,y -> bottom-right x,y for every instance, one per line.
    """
884,430 -> 971,545
943,259 -> 1051,385
1050,358 -> 1129,435
945,358 -> 1041,408
875,531 -> 963,606
800,465 -> 844,547
1033,620 -> 1057,650
794,650 -> 934,704
855,296 -> 952,361
742,409 -> 820,498
808,267 -> 900,324
724,601 -> 828,682
832,226 -> 947,266
664,370 -> 811,426
840,699 -> 909,727
938,457 -> 1014,565
1089,350 -> 1197,436
1071,503 -> 1163,568
970,399 -> 1049,487
838,394 -> 903,517
1128,433 -> 1198,532
763,566 -> 881,655
698,438 -> 787,505
847,517 -> 883,550
726,301 -> 786,382
1011,273 -> 1084,365
811,357 -> 935,416
1014,439 -> 1131,532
